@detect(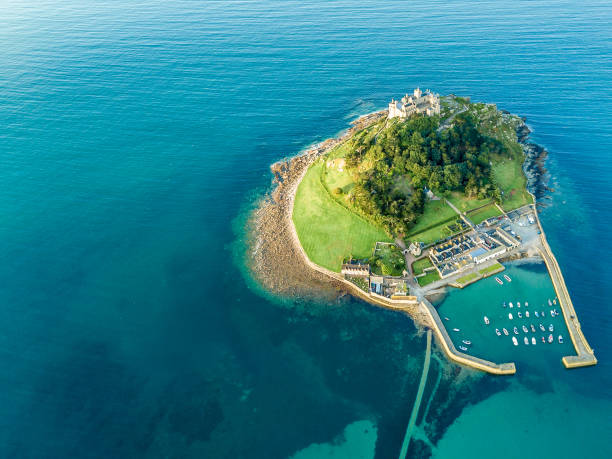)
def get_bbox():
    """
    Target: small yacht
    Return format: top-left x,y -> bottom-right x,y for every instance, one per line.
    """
509,302 -> 513,308
549,324 -> 554,332
495,328 -> 501,336
548,334 -> 553,343
503,328 -> 509,336
504,274 -> 511,282
525,302 -> 529,307
459,345 -> 468,351
553,298 -> 557,305
548,299 -> 553,306
444,317 -> 450,321
535,311 -> 539,318
517,302 -> 521,308
541,310 -> 546,317
558,335 -> 563,344
512,336 -> 518,346
462,340 -> 471,345
531,337 -> 536,345
453,328 -> 460,332
517,312 -> 522,318
522,325 -> 529,333
502,302 -> 506,308
513,326 -> 519,335
541,336 -> 546,343
539,324 -> 545,332
525,311 -> 530,318
524,336 -> 529,345
484,316 -> 490,325
508,313 -> 513,320
496,277 -> 503,285
530,324 -> 536,333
